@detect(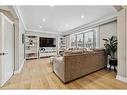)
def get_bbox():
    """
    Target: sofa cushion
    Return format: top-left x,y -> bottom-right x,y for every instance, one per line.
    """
64,50 -> 83,56
71,50 -> 83,54
68,48 -> 74,50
